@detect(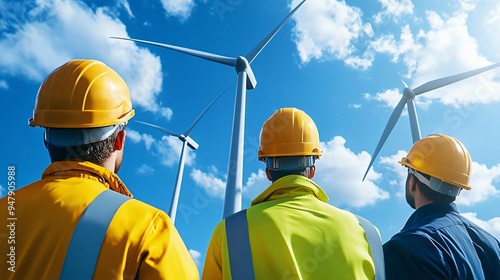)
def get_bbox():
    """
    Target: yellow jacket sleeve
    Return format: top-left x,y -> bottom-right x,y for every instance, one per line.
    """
202,221 -> 227,280
137,211 -> 200,279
